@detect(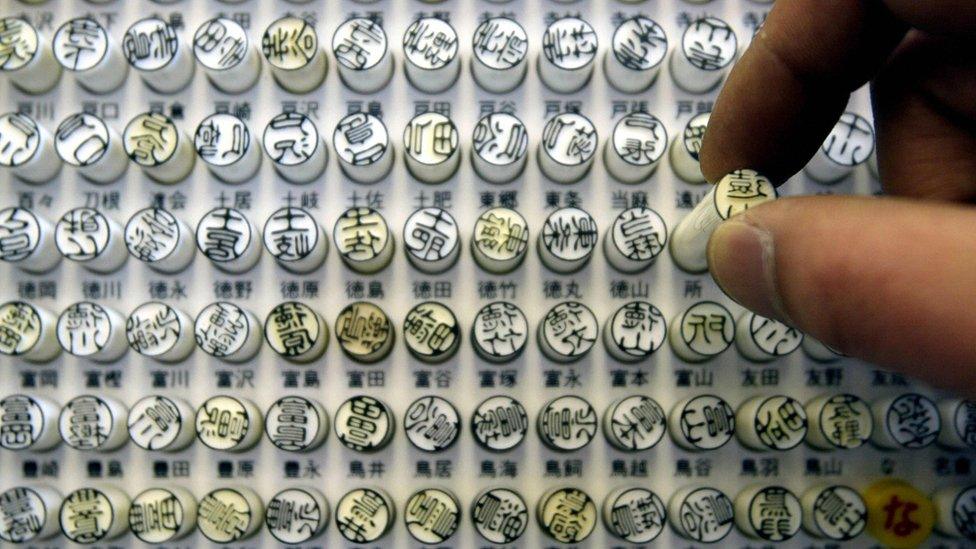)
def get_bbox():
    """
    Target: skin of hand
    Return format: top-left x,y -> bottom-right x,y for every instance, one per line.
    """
699,0 -> 976,394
